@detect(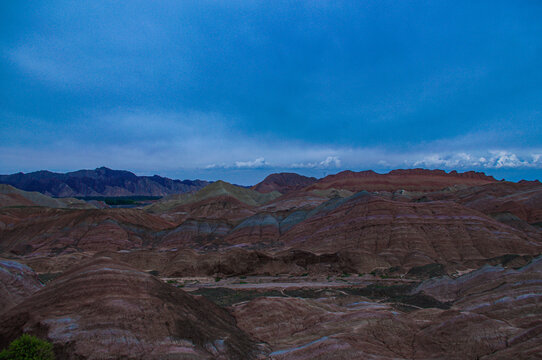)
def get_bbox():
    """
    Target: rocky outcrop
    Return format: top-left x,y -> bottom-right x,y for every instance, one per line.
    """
0,167 -> 210,197
0,257 -> 268,359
